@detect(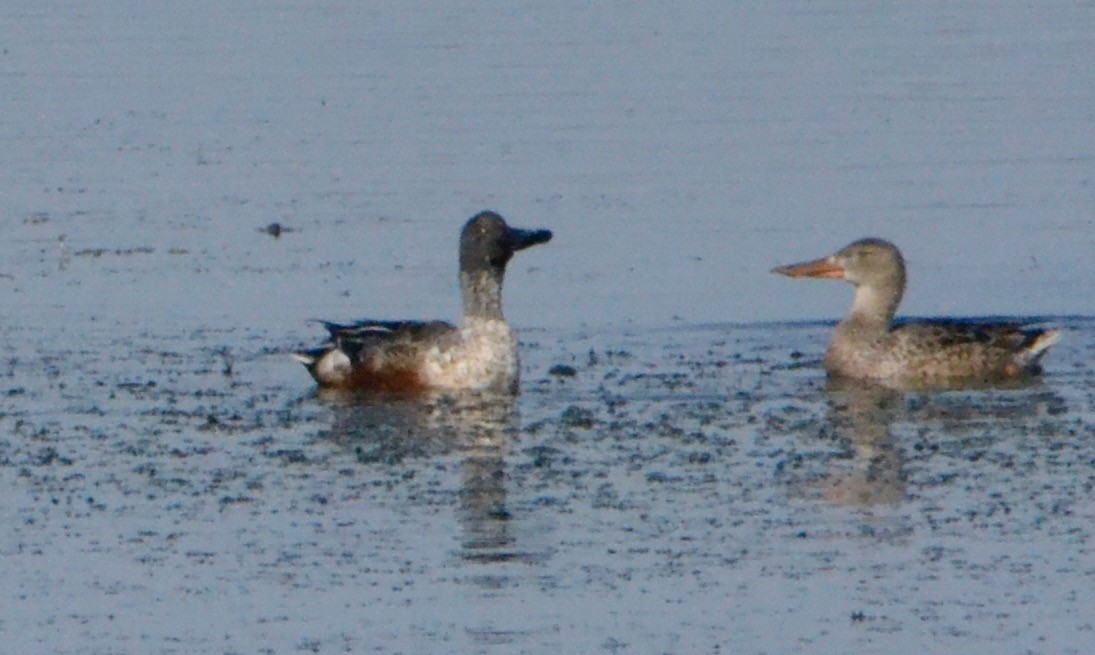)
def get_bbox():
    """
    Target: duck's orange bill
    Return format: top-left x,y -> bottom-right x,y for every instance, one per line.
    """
771,257 -> 846,279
